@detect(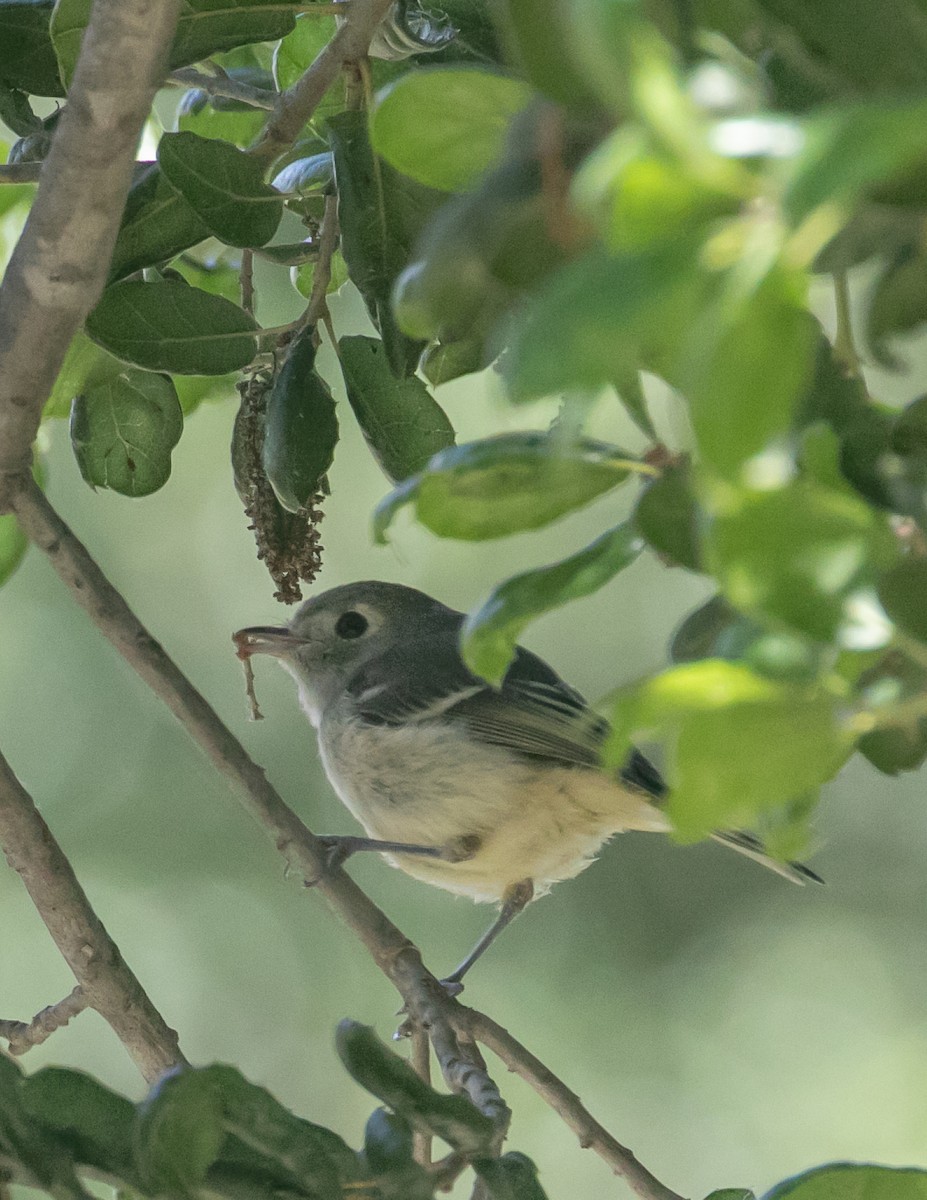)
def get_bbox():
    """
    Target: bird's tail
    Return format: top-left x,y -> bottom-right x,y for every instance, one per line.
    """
711,830 -> 823,885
